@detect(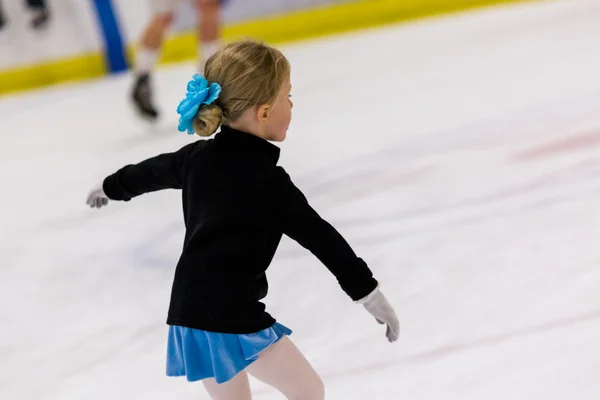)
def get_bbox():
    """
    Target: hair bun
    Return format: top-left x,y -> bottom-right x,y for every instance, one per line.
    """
193,103 -> 223,137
